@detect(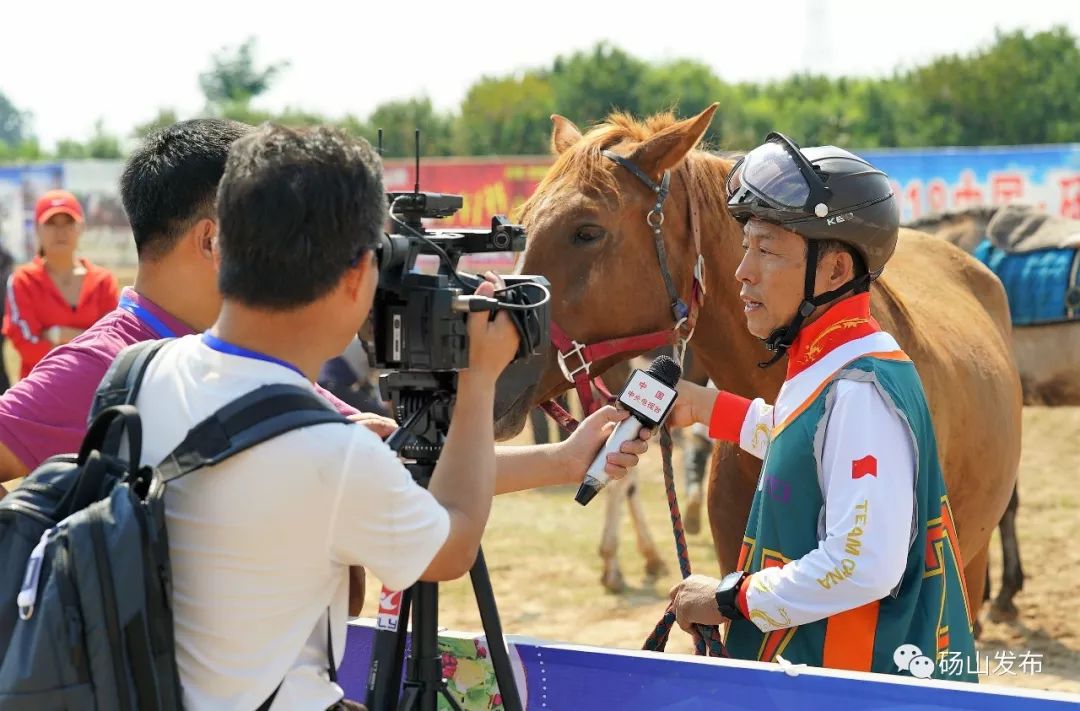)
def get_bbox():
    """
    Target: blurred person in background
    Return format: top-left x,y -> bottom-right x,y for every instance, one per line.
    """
2,190 -> 118,378
0,242 -> 13,391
